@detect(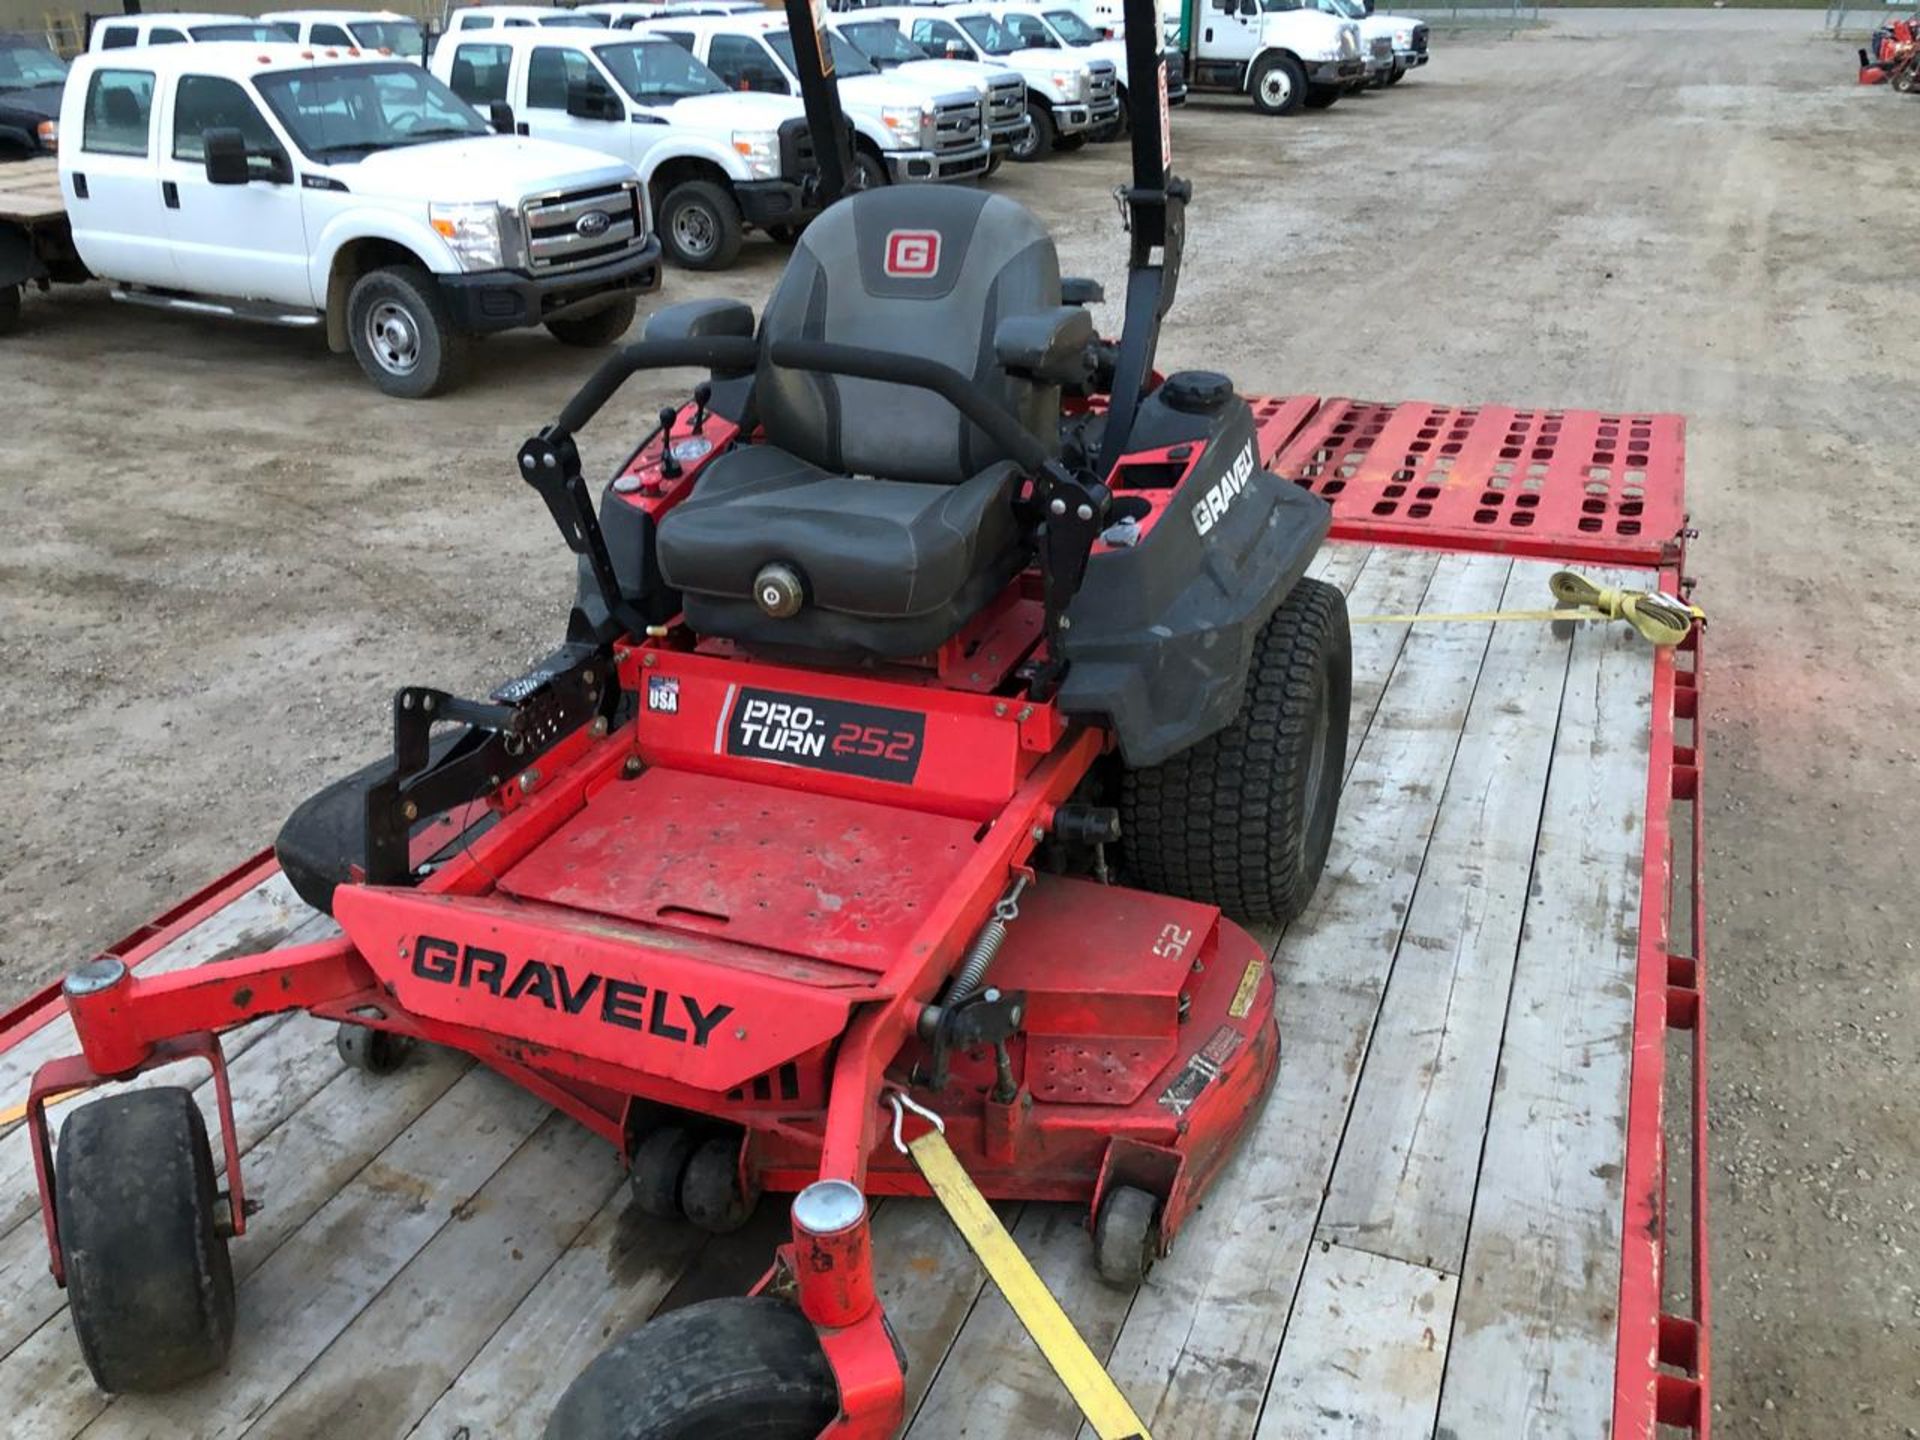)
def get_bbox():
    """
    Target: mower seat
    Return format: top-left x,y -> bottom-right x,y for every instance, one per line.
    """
655,185 -> 1067,659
